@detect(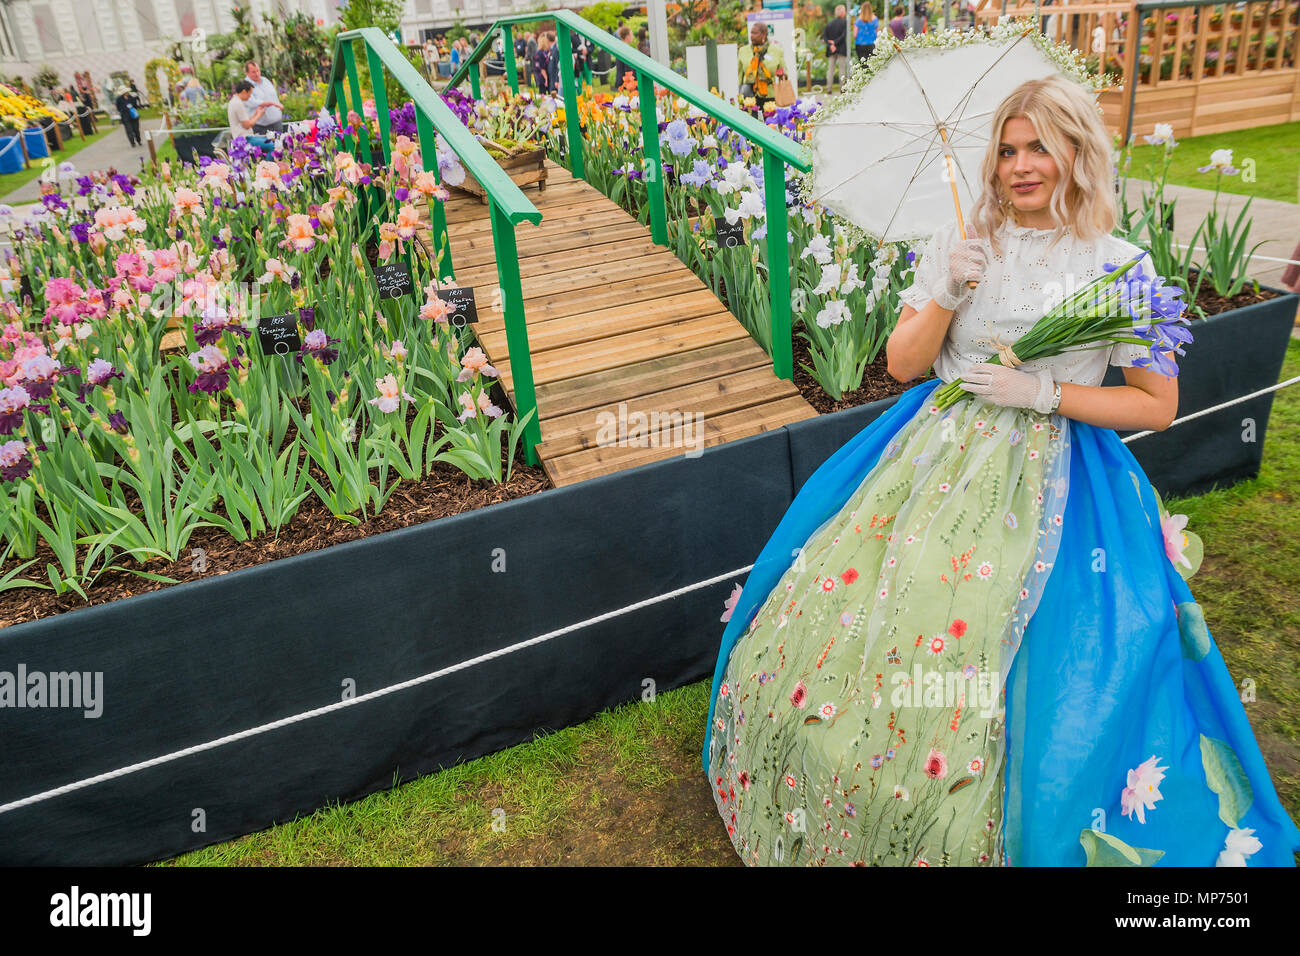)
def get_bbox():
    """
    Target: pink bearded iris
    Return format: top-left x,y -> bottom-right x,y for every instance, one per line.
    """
367,373 -> 414,414
199,162 -> 234,194
395,204 -> 420,241
150,248 -> 182,284
456,389 -> 503,421
172,186 -> 204,219
419,294 -> 454,324
283,213 -> 317,252
456,347 -> 498,381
